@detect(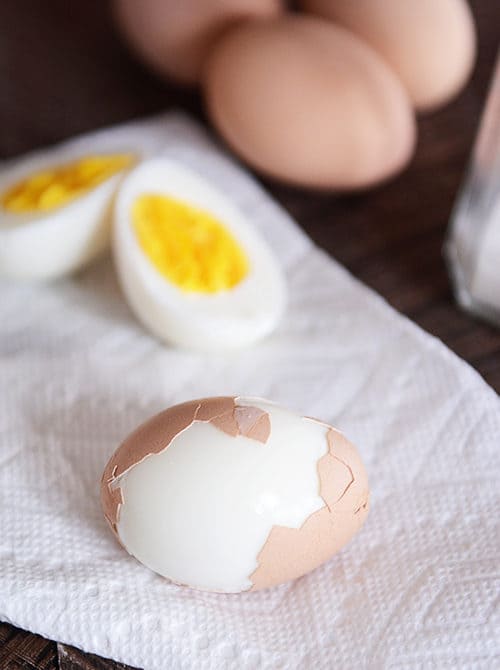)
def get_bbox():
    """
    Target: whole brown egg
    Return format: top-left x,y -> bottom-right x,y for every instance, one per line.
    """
203,15 -> 416,189
113,0 -> 283,86
301,0 -> 476,111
